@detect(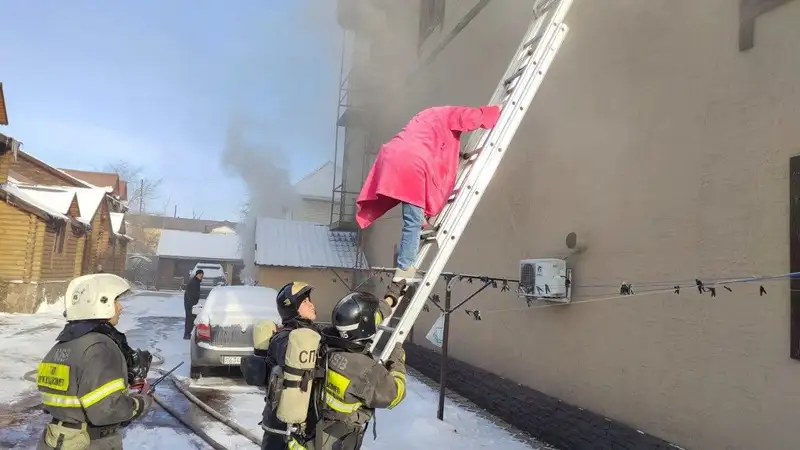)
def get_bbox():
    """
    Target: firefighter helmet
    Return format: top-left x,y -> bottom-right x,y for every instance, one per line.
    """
276,281 -> 314,323
64,273 -> 132,321
331,292 -> 384,342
